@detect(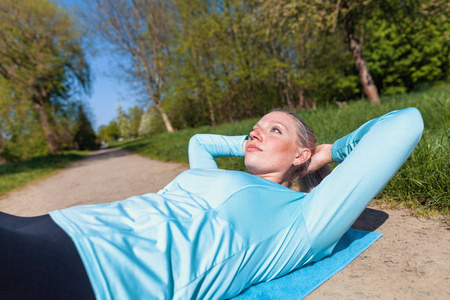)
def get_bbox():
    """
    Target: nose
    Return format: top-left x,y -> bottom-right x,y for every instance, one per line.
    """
249,128 -> 262,141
